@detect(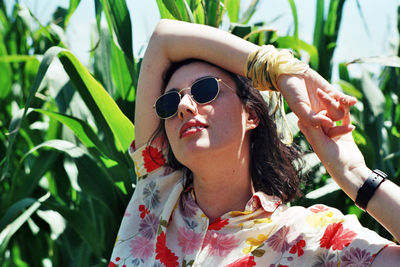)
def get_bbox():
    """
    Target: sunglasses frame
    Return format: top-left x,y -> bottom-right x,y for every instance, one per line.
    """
153,76 -> 235,119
